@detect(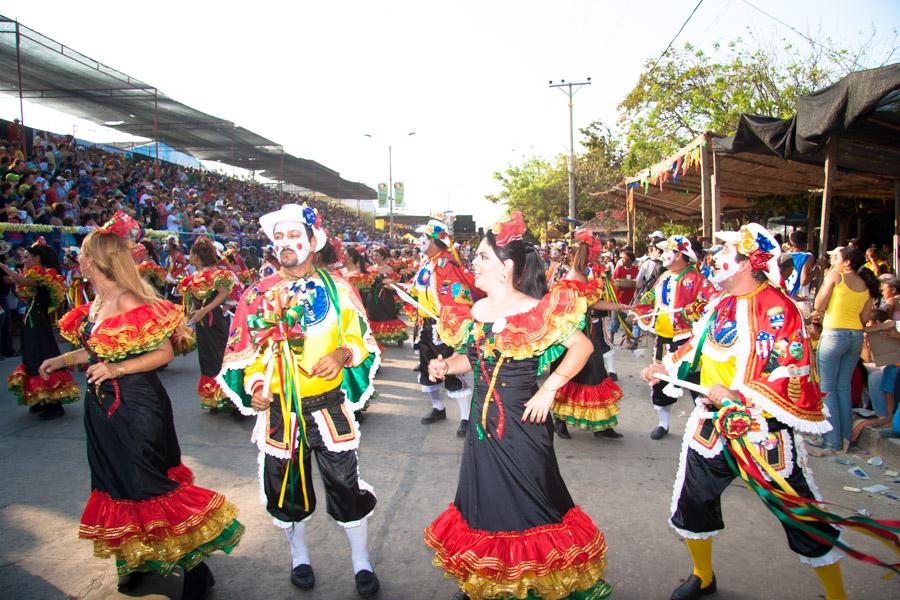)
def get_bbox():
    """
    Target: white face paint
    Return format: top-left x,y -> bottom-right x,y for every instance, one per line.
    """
273,220 -> 309,267
661,249 -> 677,268
418,234 -> 431,254
710,244 -> 740,285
